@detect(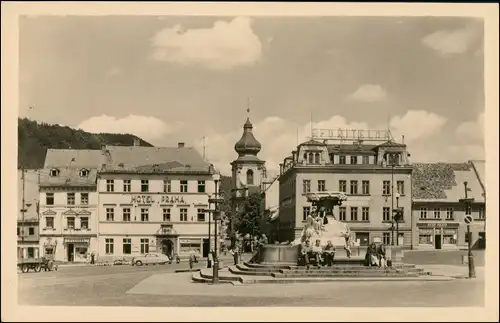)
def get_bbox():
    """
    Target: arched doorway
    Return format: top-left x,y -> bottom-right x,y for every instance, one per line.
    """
161,239 -> 174,257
